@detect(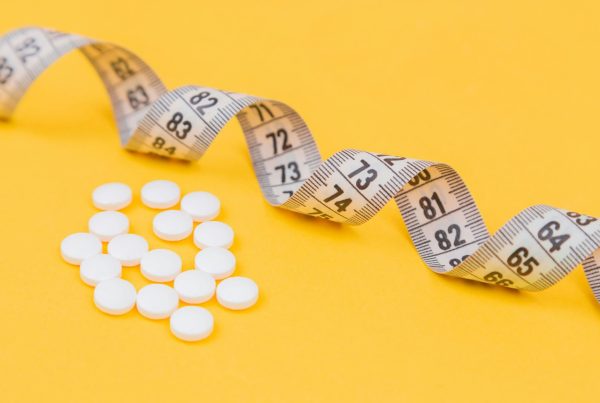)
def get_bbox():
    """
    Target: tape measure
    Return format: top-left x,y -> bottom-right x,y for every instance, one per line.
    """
2,26 -> 599,302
